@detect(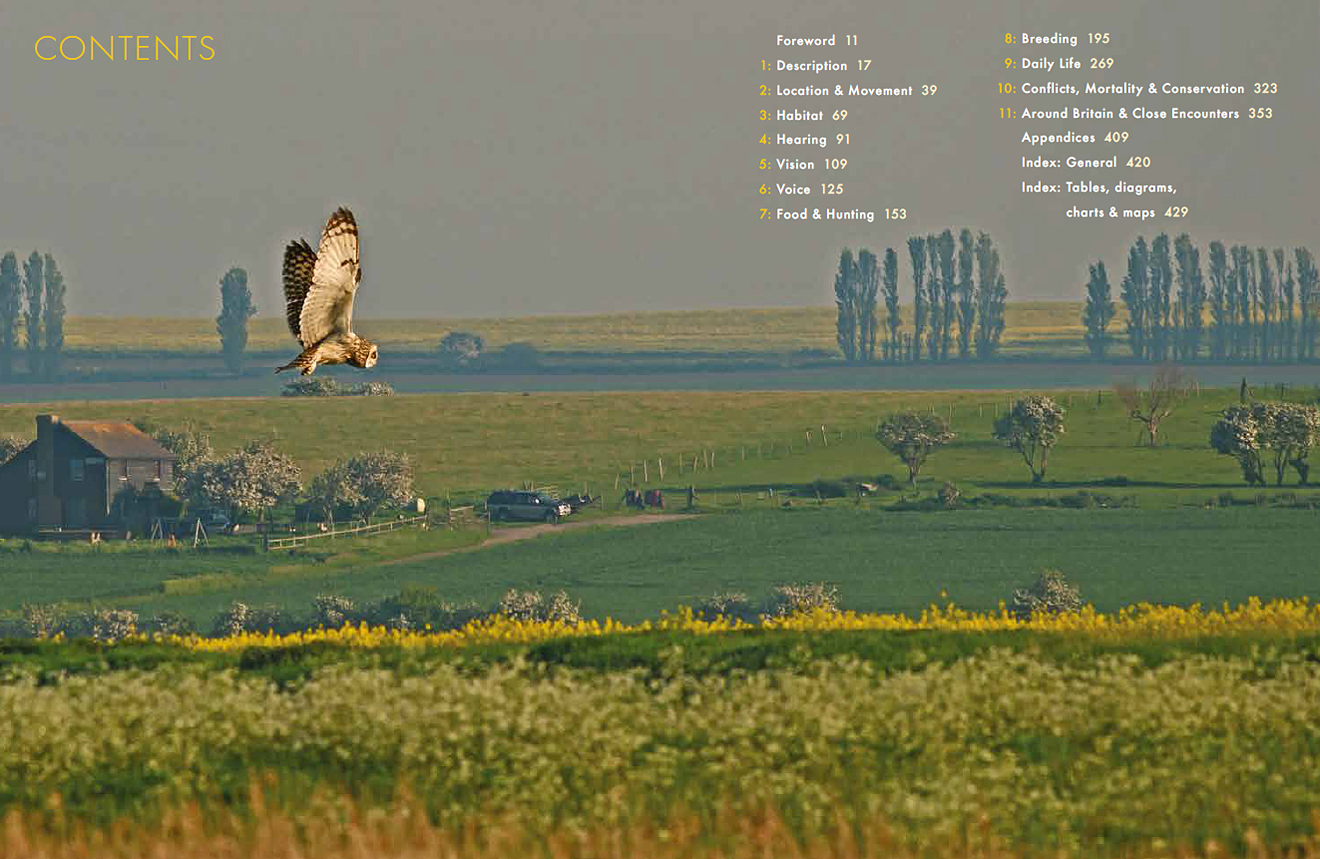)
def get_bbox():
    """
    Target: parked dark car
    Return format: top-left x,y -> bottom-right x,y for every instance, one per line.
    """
485,490 -> 571,522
